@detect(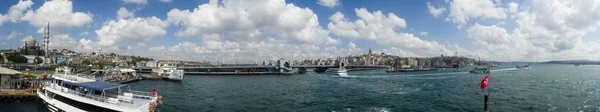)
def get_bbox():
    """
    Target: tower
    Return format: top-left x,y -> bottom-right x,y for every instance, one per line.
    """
43,22 -> 50,64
